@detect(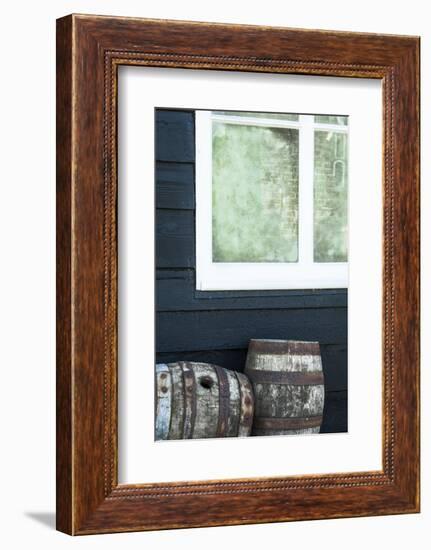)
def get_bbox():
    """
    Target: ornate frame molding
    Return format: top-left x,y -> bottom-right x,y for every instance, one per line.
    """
57,15 -> 419,534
